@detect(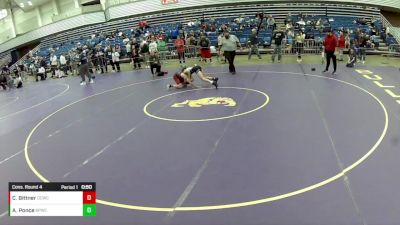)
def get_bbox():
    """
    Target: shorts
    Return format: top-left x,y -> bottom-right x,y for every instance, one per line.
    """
190,65 -> 202,74
200,48 -> 212,58
173,74 -> 184,84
